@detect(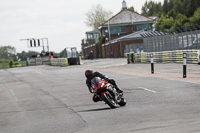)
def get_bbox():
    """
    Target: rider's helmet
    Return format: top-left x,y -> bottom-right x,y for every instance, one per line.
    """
85,69 -> 93,79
